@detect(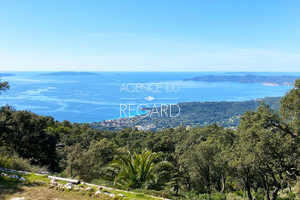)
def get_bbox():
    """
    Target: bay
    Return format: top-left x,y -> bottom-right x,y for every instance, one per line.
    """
0,71 -> 297,123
